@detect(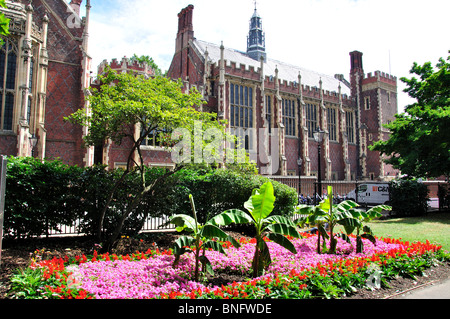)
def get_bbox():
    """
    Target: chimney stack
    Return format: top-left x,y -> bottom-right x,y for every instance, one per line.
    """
350,51 -> 364,74
176,5 -> 195,52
